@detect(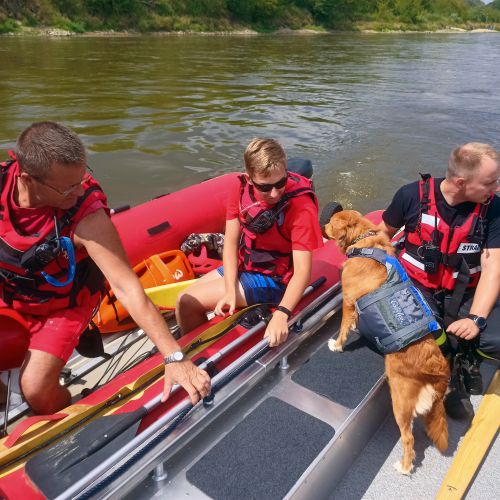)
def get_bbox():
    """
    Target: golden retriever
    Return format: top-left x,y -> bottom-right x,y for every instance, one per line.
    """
324,210 -> 450,475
